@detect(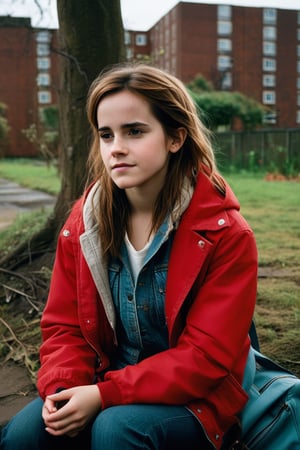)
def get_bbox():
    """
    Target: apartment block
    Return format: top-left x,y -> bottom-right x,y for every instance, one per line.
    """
126,2 -> 300,129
